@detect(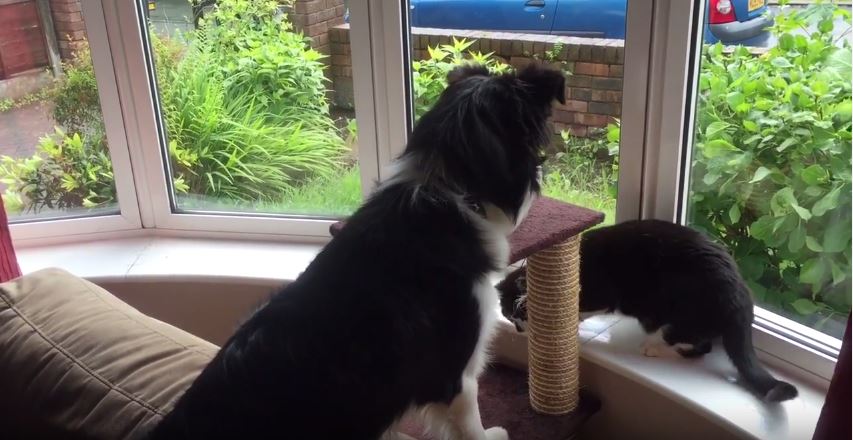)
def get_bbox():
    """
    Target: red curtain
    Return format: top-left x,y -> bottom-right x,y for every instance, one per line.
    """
0,195 -> 22,282
813,316 -> 851,440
